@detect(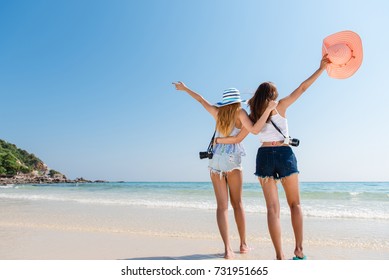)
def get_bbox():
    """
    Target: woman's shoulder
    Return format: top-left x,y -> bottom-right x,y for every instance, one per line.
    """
238,108 -> 249,115
275,100 -> 287,118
